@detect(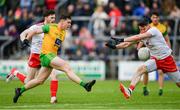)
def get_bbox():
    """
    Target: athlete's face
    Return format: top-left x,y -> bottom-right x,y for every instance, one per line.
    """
139,25 -> 150,33
61,19 -> 72,30
151,15 -> 159,25
45,14 -> 56,23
